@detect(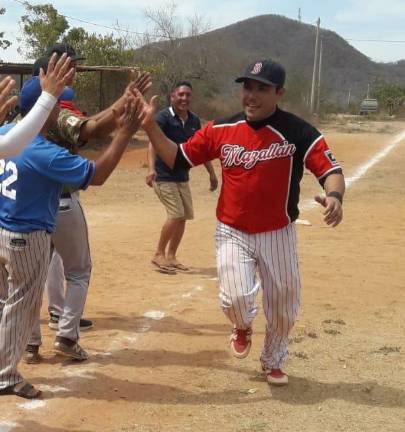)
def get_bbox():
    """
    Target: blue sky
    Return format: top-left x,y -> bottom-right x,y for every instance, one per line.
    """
1,0 -> 405,63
